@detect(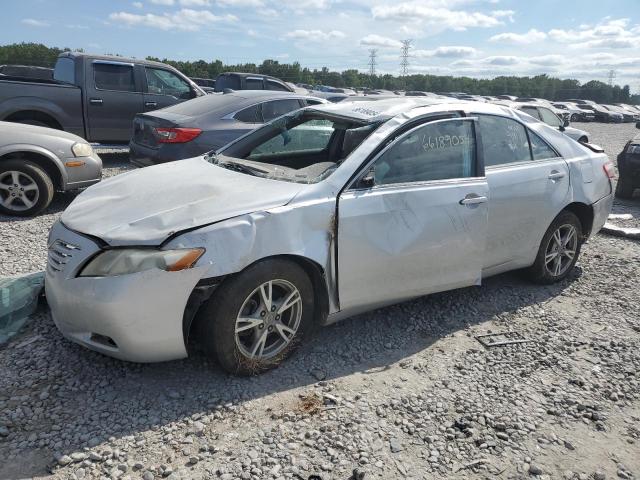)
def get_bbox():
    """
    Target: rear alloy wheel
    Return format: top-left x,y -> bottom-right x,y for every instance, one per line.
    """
0,160 -> 54,216
199,258 -> 314,375
527,211 -> 582,284
571,114 -> 578,122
